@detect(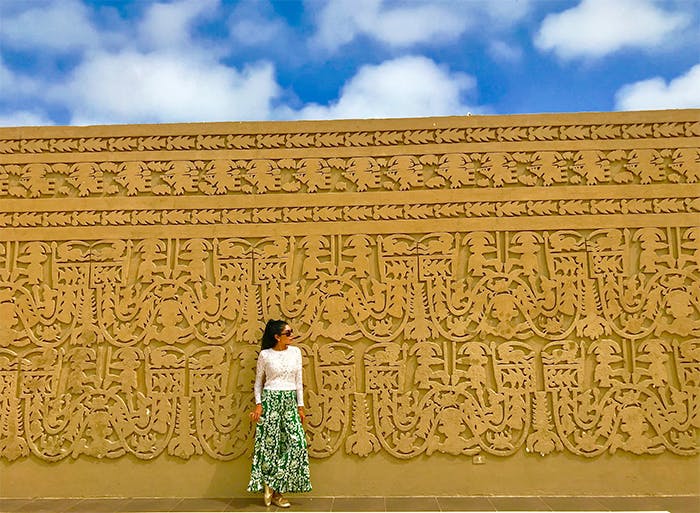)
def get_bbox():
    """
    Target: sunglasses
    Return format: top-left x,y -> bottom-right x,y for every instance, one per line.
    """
280,329 -> 293,337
